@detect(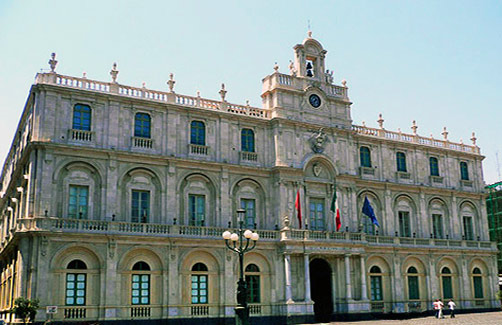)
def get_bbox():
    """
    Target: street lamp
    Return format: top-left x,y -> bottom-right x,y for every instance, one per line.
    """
222,208 -> 259,325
